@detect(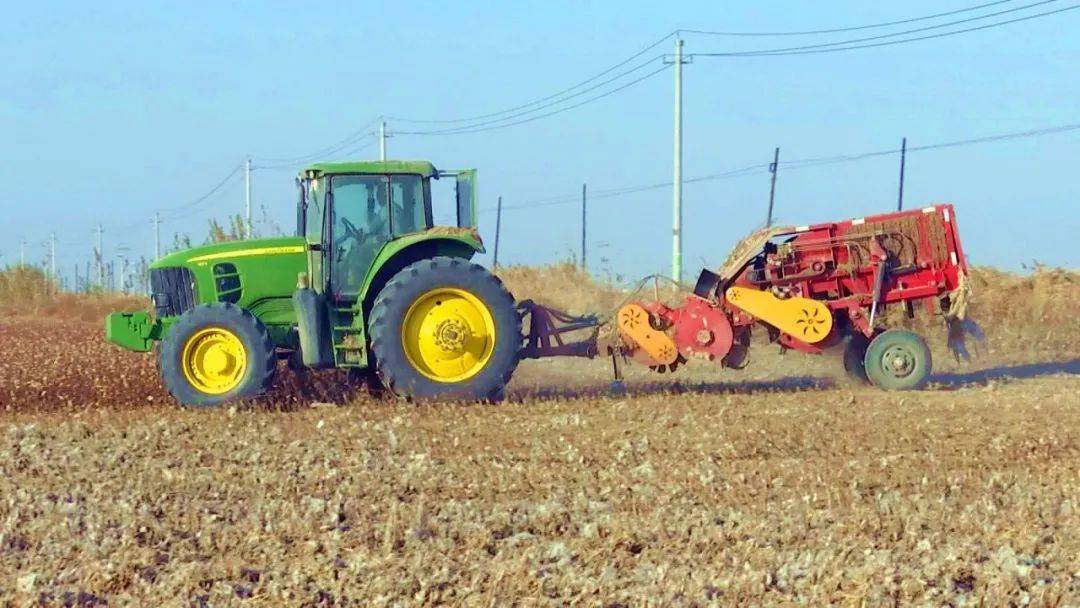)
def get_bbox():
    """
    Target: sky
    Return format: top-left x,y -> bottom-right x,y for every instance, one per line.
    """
2,0 -> 1078,286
